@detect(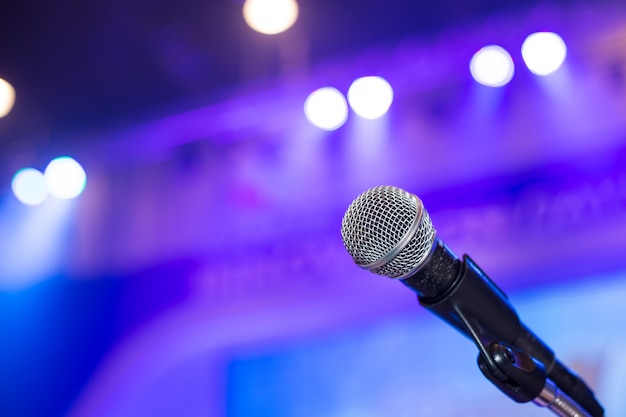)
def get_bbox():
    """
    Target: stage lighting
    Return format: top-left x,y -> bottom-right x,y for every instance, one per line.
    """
470,45 -> 515,87
44,156 -> 87,199
243,0 -> 299,35
0,77 -> 15,118
11,168 -> 48,206
347,76 -> 394,120
304,87 -> 348,131
521,32 -> 567,76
